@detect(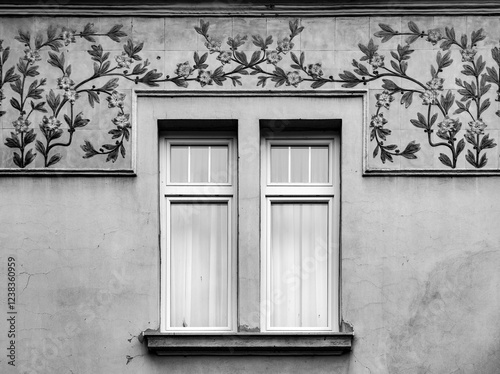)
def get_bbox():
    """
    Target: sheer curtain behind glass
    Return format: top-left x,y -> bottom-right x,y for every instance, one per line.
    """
269,203 -> 328,328
170,202 -> 229,328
